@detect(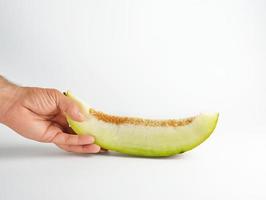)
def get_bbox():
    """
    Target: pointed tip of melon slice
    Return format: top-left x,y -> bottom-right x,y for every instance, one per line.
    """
65,91 -> 219,157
